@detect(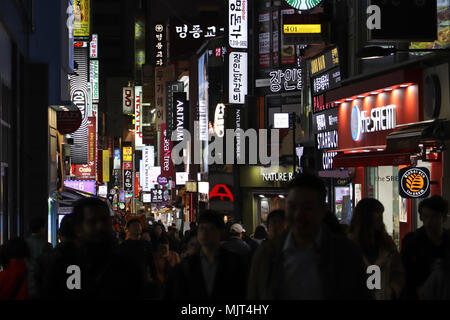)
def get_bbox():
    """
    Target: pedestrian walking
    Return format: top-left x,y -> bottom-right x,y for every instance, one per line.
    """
349,198 -> 405,300
222,223 -> 251,258
0,238 -> 30,300
266,209 -> 288,240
